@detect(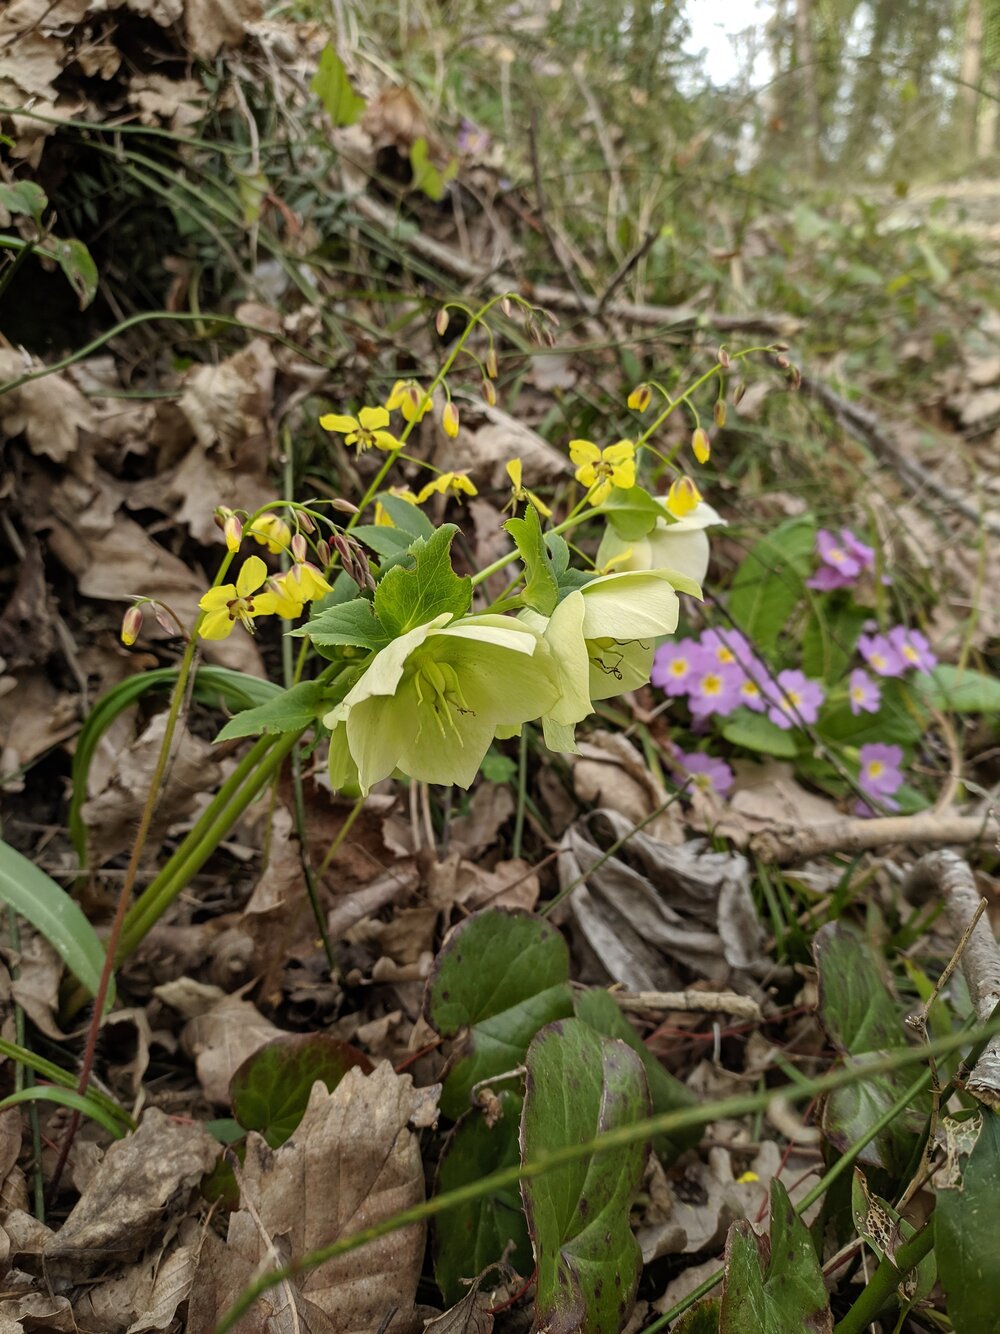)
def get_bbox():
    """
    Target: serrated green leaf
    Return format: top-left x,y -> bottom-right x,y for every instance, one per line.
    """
505,504 -> 559,615
230,1033 -> 372,1147
311,44 -> 365,125
0,180 -> 47,222
214,681 -> 327,742
434,1090 -> 532,1303
721,709 -> 798,756
727,517 -> 815,652
376,492 -> 435,539
54,237 -> 98,310
573,988 -> 699,1162
424,909 -> 573,1120
814,923 -> 930,1175
375,524 -> 472,637
602,486 -> 672,541
720,1180 -> 831,1333
915,665 -> 1000,715
936,1112 -> 1000,1334
522,1018 -> 649,1334
298,597 -> 389,650
0,839 -> 112,1005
